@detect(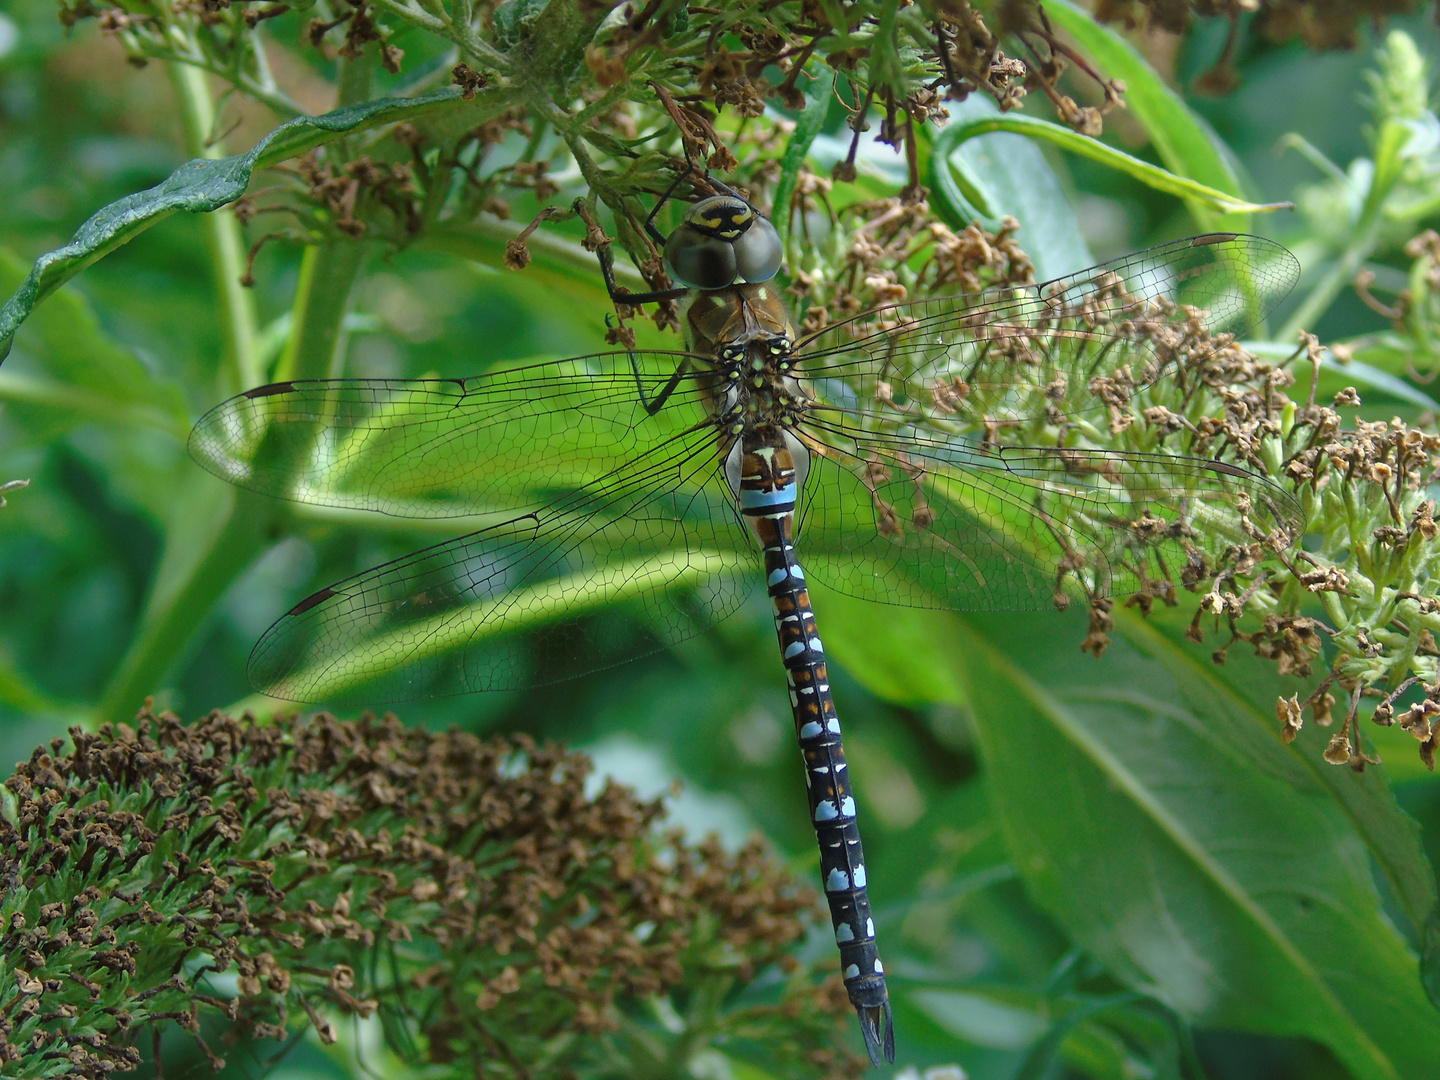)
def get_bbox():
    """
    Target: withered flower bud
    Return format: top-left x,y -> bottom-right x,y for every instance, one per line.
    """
451,62 -> 488,100
1415,501 -> 1438,540
1277,695 -> 1303,743
1400,700 -> 1439,739
1323,733 -> 1353,765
